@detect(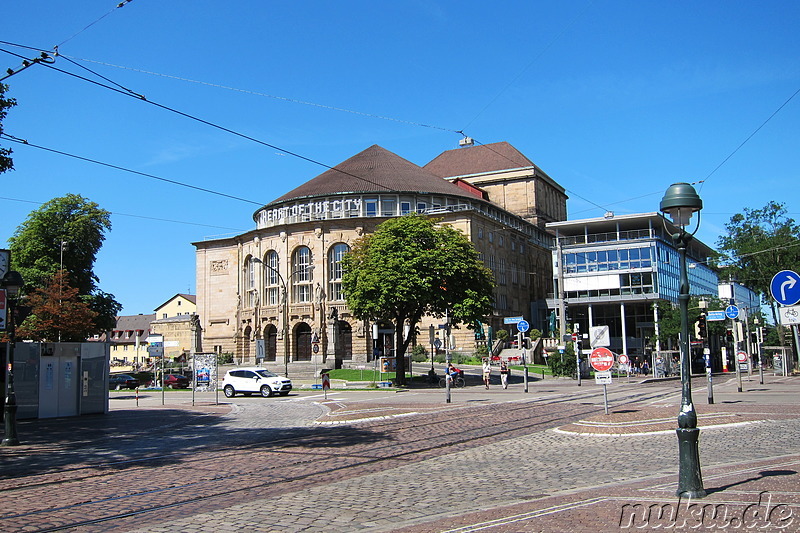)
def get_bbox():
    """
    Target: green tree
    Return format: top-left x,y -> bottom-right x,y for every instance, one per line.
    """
0,83 -> 16,174
9,194 -> 121,335
16,270 -> 98,342
716,202 -> 800,325
342,215 -> 495,386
